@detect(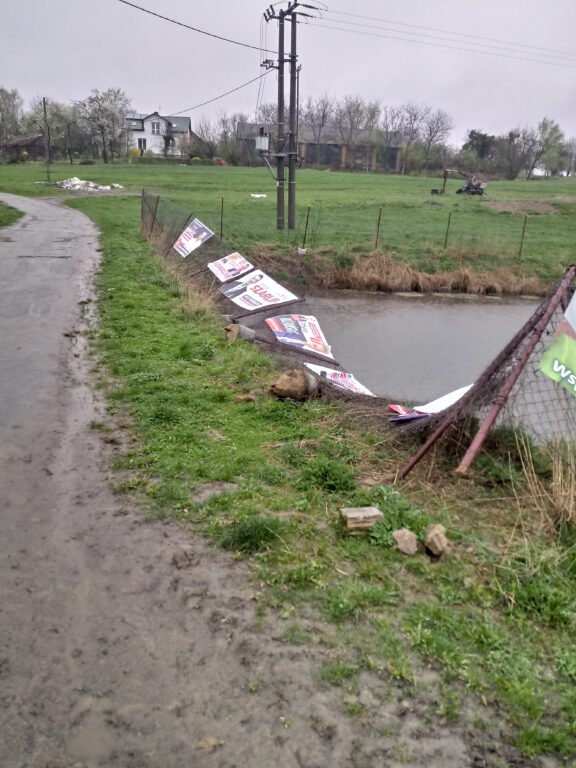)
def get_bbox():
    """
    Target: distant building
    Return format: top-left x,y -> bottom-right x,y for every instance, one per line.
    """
236,122 -> 403,171
0,133 -> 45,162
125,112 -> 195,156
